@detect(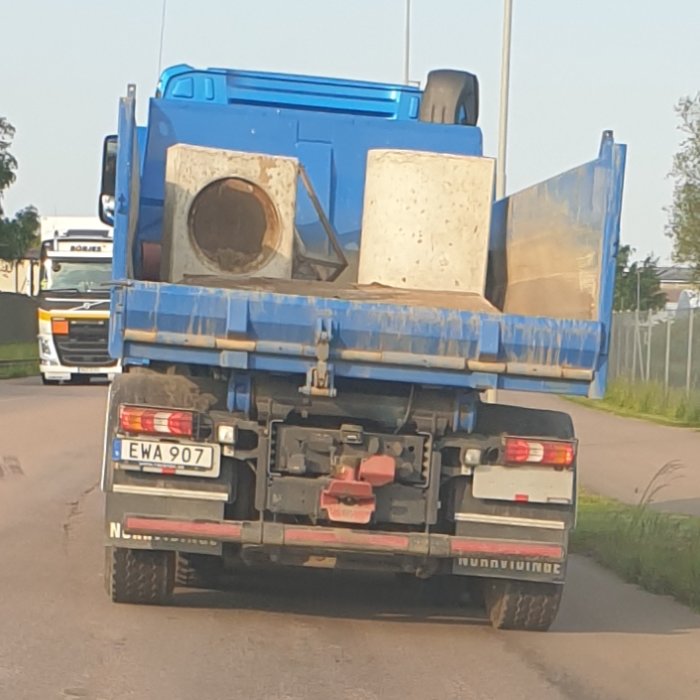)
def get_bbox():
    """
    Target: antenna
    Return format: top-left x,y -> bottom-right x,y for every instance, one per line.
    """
157,0 -> 167,77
